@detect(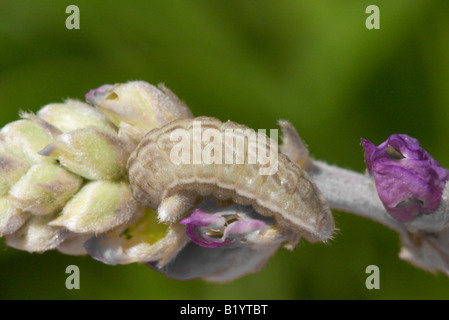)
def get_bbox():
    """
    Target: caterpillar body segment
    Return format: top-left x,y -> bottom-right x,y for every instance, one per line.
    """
127,117 -> 334,242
